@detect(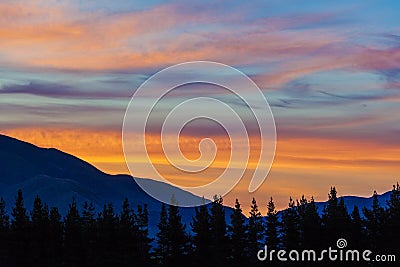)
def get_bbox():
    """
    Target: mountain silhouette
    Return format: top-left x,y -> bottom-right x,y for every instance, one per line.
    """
0,134 -> 391,234
0,134 -> 208,235
314,191 -> 391,215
